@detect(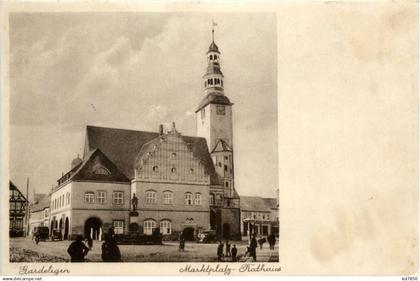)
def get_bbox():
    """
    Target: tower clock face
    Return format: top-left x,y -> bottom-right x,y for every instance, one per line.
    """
216,105 -> 225,115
